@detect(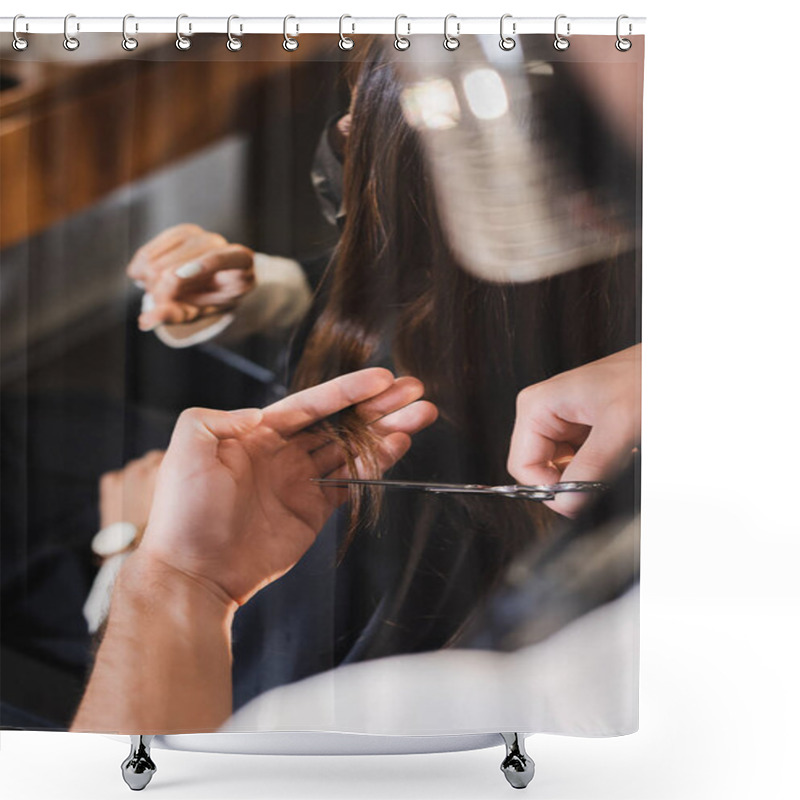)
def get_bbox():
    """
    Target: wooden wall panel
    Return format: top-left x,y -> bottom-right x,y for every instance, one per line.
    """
0,36 -> 335,250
